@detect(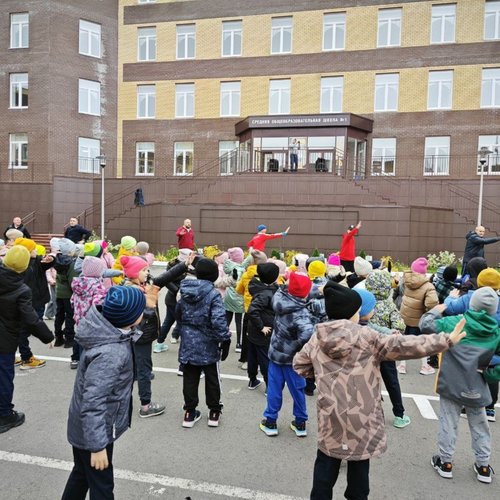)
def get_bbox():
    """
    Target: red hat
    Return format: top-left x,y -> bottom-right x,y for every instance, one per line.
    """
120,255 -> 148,279
288,272 -> 312,298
